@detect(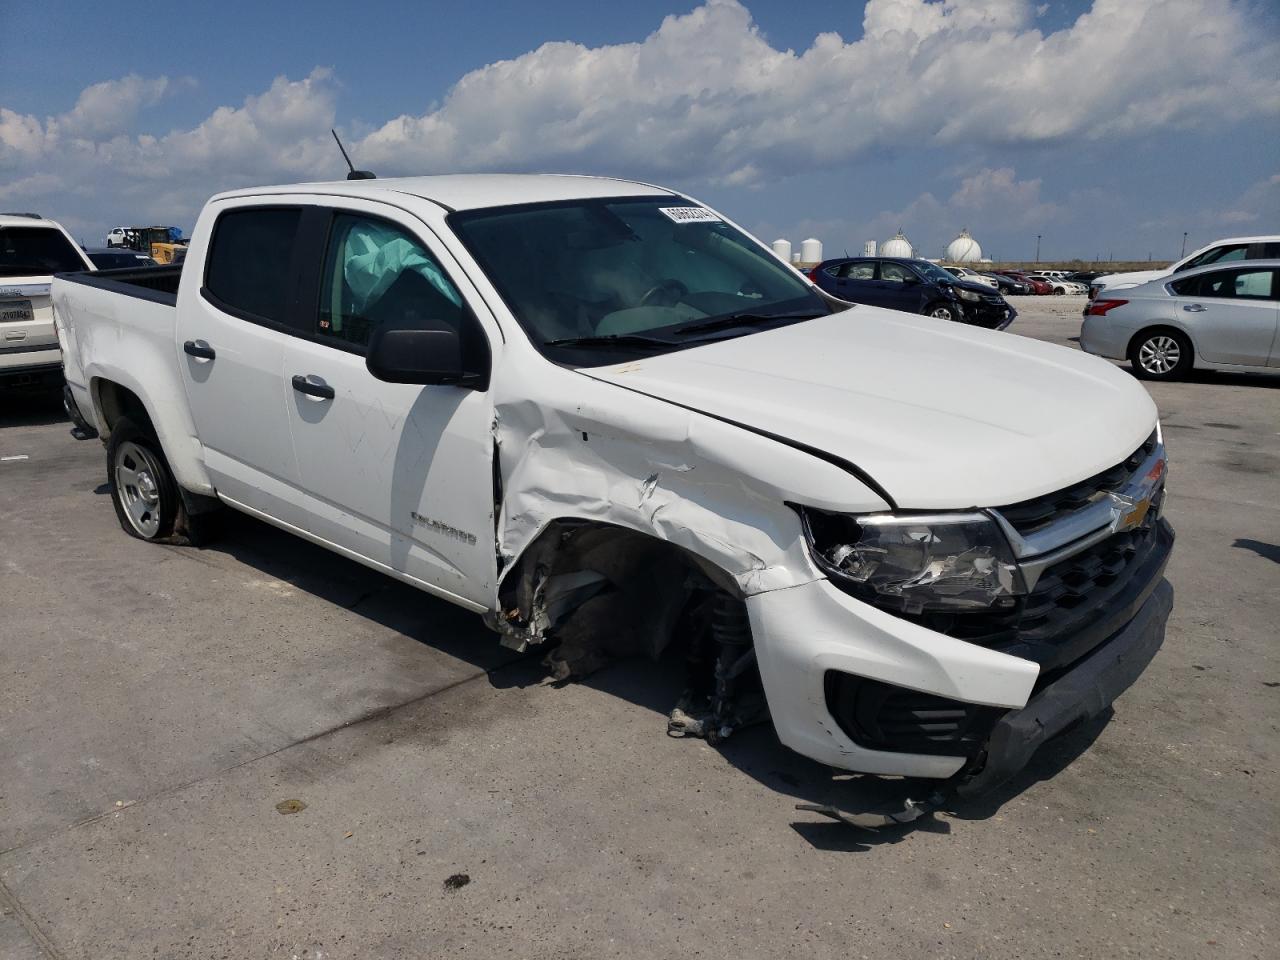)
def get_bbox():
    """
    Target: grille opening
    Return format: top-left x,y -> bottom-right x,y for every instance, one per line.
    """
999,431 -> 1158,535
